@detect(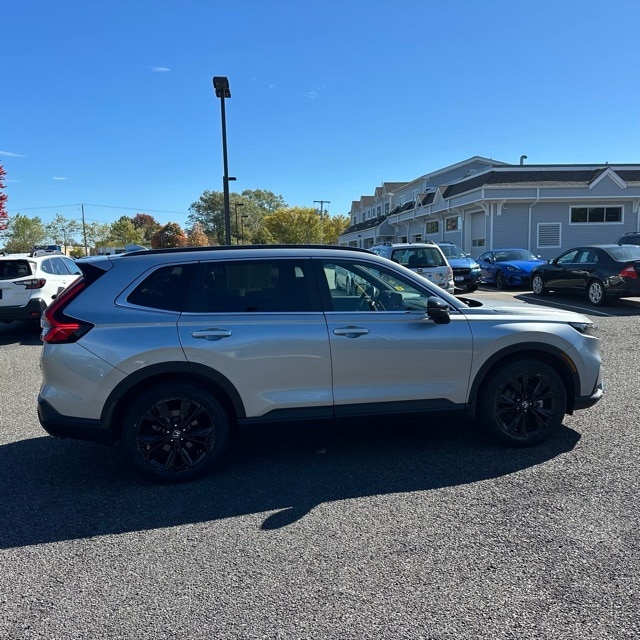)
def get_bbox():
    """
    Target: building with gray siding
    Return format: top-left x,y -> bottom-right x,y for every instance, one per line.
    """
338,156 -> 640,259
